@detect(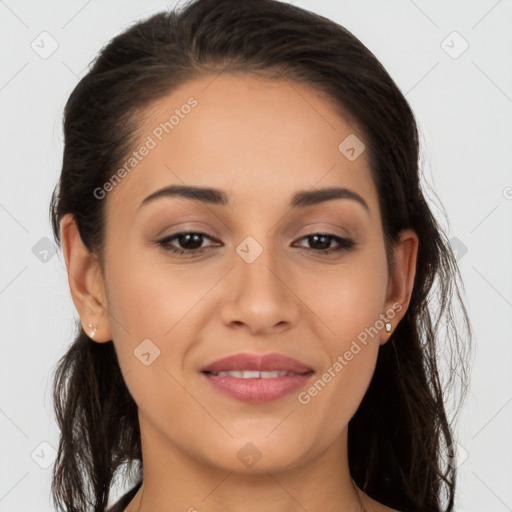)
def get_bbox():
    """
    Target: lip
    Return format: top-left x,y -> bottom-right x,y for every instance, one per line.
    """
200,352 -> 314,373
200,352 -> 314,404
